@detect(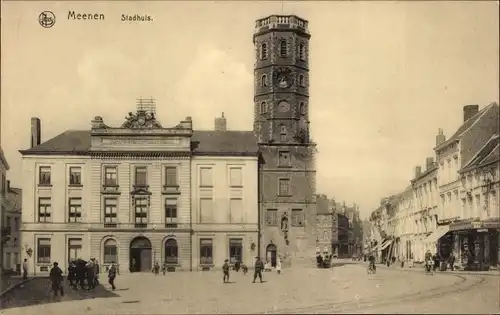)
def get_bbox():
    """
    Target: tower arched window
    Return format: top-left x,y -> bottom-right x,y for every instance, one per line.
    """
260,42 -> 268,60
280,125 -> 287,142
299,75 -> 305,87
299,102 -> 305,115
260,102 -> 267,114
279,40 -> 287,57
261,74 -> 268,87
299,42 -> 306,60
